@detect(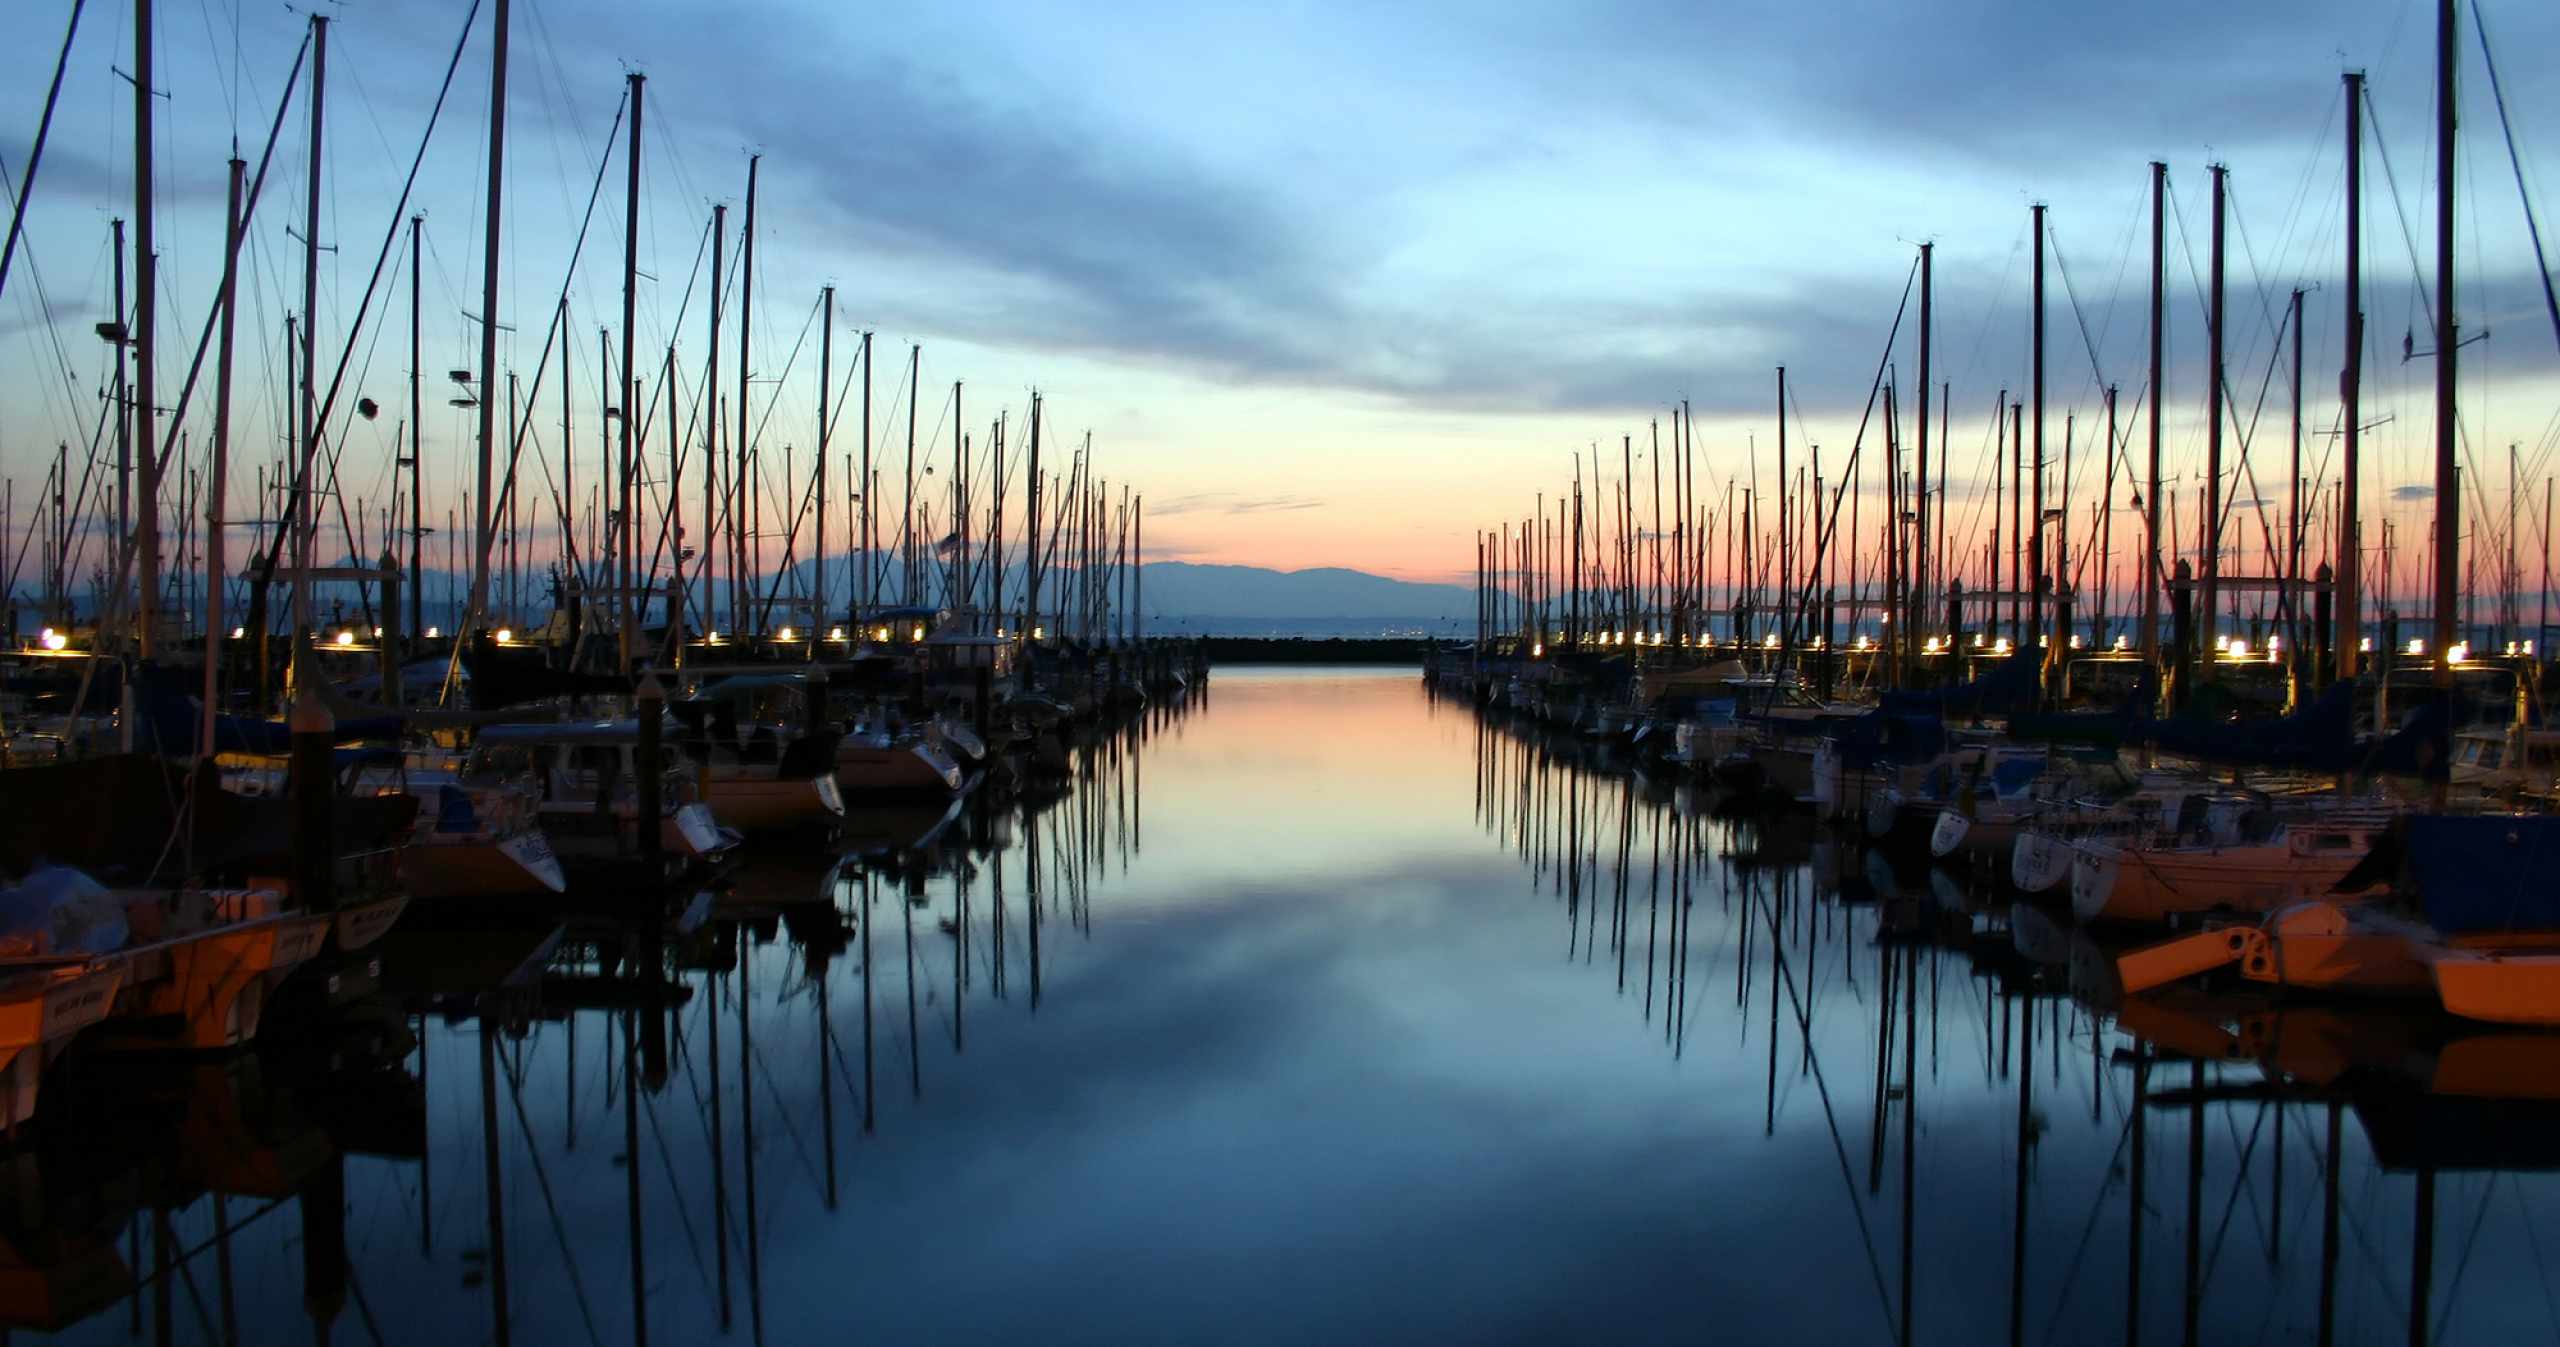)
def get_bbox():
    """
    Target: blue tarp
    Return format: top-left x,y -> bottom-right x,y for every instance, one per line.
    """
2401,815 -> 2560,935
